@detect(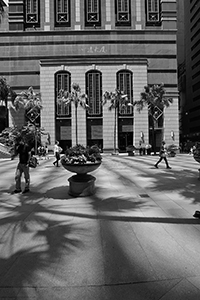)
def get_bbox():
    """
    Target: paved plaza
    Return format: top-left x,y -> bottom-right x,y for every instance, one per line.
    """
1,153 -> 200,299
